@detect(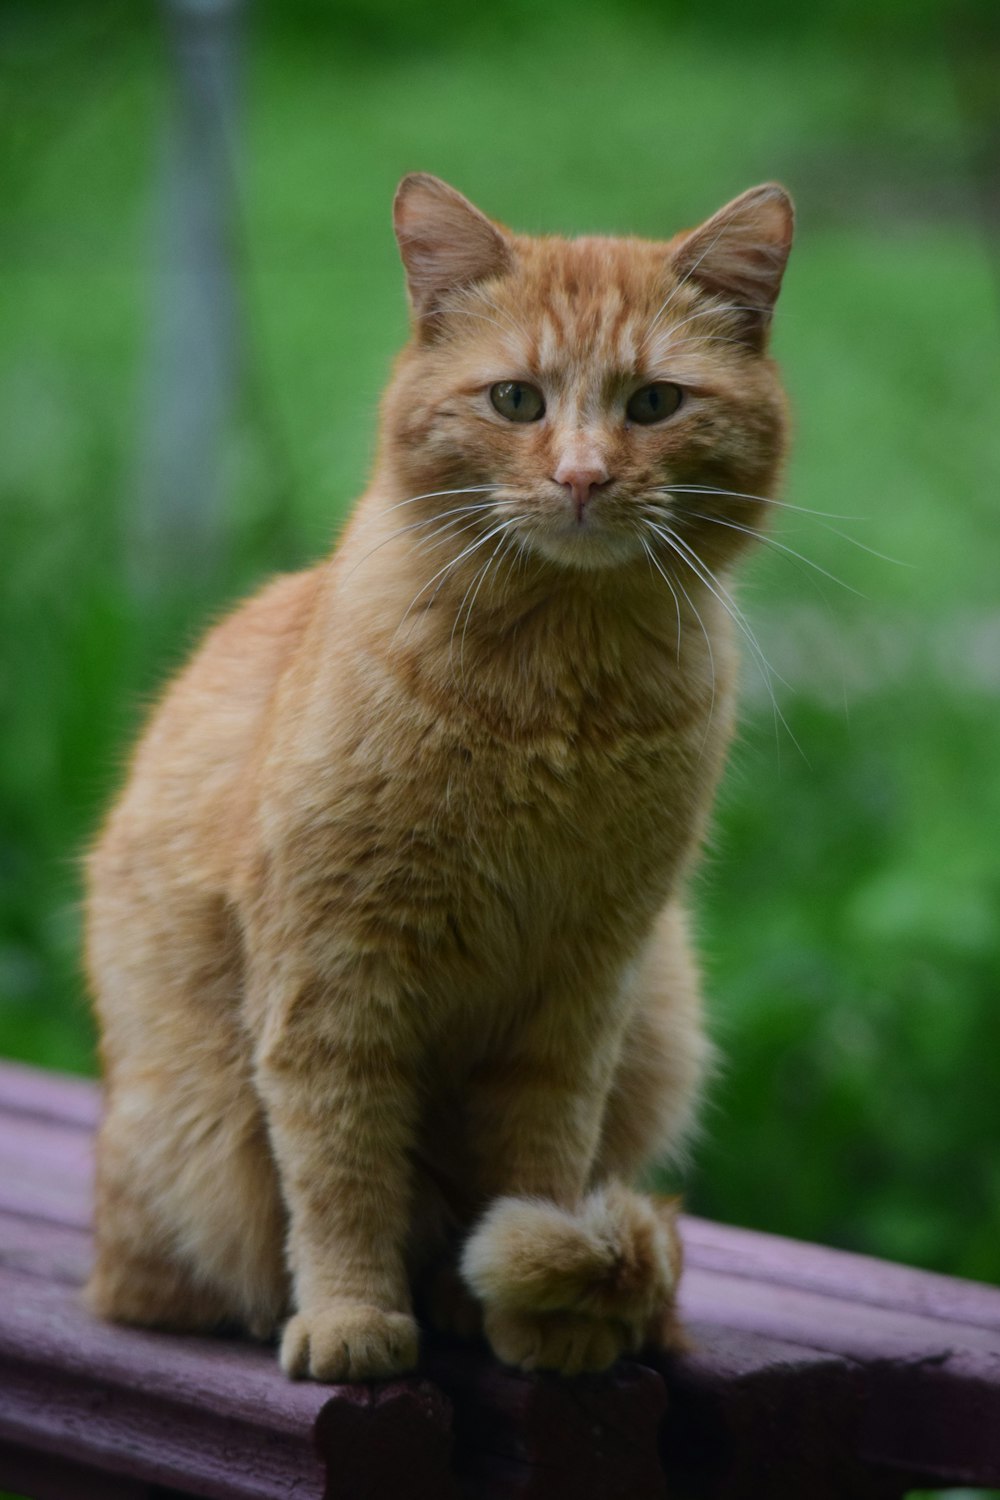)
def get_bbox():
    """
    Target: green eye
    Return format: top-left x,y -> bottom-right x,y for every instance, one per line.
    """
489,381 -> 546,423
626,382 -> 683,425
